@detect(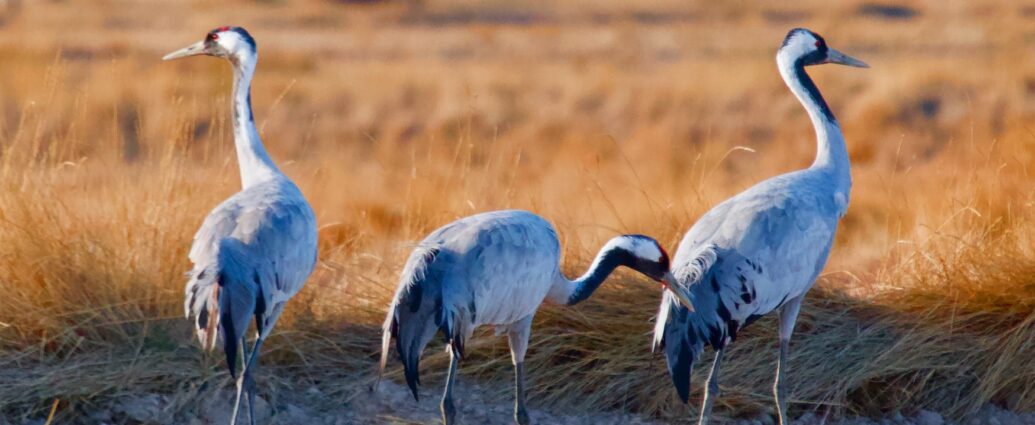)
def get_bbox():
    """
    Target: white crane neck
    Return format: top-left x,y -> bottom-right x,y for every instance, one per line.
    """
777,53 -> 851,189
231,52 -> 282,189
